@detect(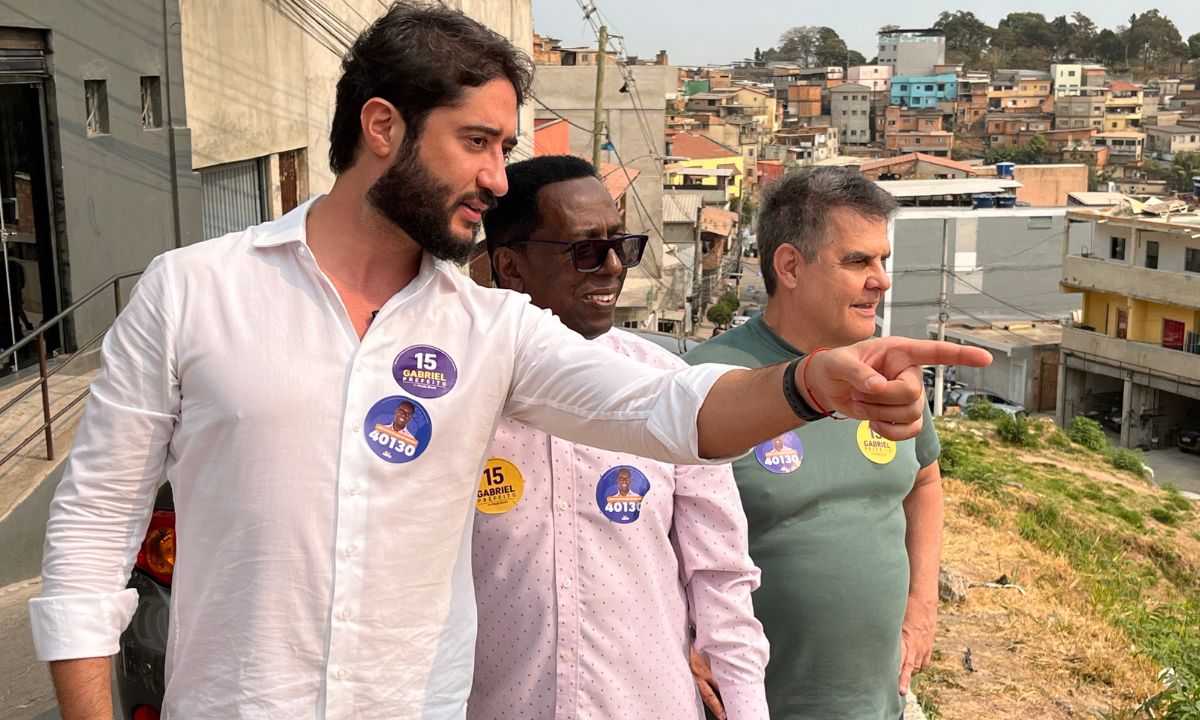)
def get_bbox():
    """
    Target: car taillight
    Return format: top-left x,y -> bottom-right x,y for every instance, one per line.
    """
132,705 -> 161,720
135,509 -> 176,587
